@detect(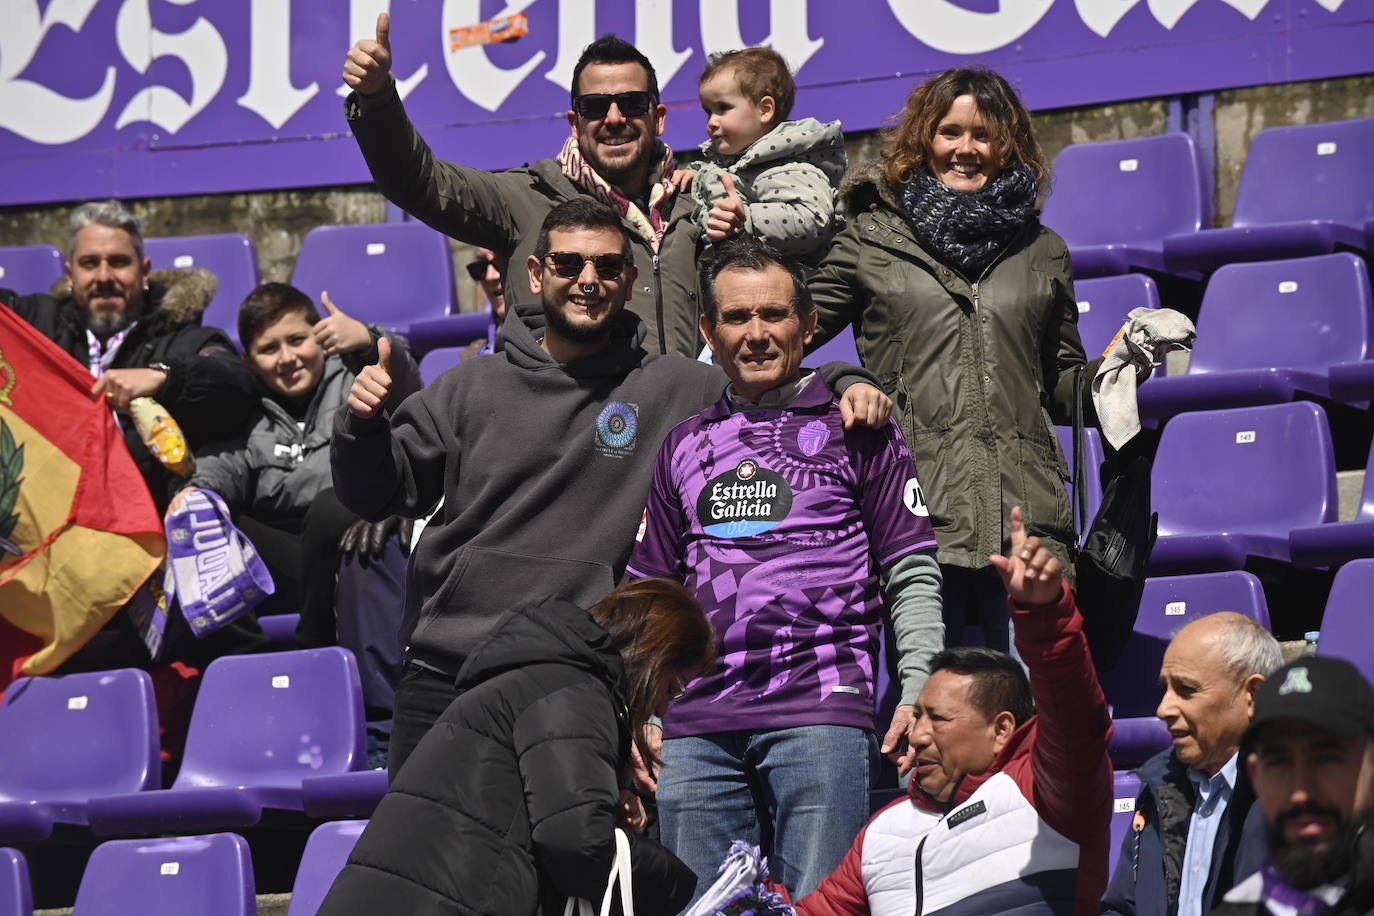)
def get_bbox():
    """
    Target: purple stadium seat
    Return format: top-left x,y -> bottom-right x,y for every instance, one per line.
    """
1148,402 -> 1337,575
1110,771 -> 1143,876
0,848 -> 31,916
291,224 -> 456,340
1315,559 -> 1374,683
1137,254 -> 1374,420
1055,425 -> 1105,526
144,234 -> 259,347
0,668 -> 159,841
0,244 -> 63,297
1328,359 -> 1374,401
1099,571 -> 1270,719
72,833 -> 254,916
286,820 -> 366,916
1099,571 -> 1269,767
418,347 -> 466,385
258,613 -> 301,651
809,325 -> 861,367
1071,274 -> 1161,359
1044,133 -> 1207,278
1290,441 -> 1374,568
407,308 -> 494,357
86,648 -> 366,836
300,770 -> 388,820
1163,117 -> 1374,273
